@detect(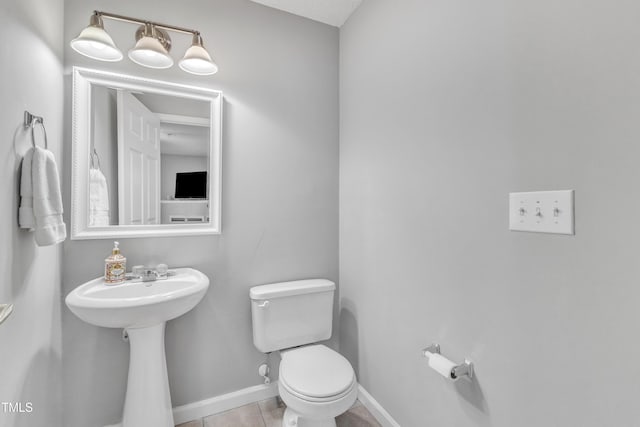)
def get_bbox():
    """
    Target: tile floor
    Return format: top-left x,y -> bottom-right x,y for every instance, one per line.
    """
176,397 -> 382,427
